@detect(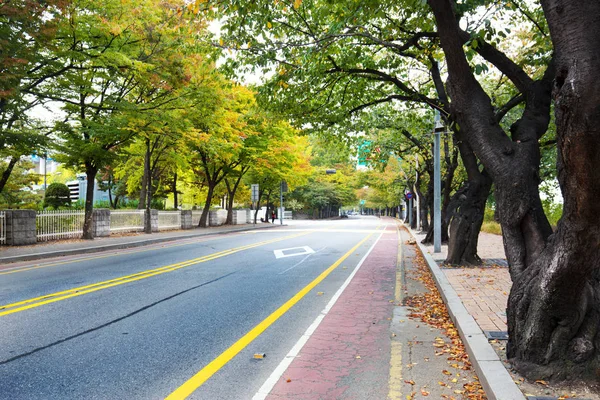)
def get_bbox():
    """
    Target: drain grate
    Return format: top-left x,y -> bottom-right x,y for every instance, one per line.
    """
484,330 -> 509,340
